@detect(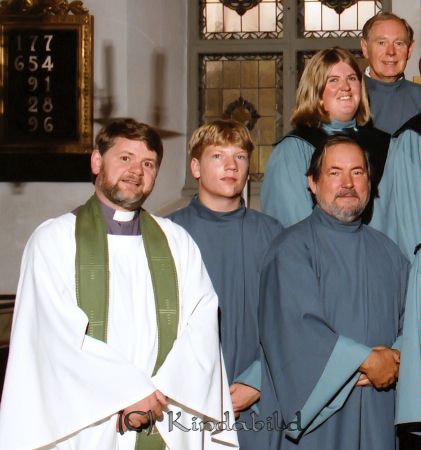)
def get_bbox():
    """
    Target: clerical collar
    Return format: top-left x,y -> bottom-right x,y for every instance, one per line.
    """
113,209 -> 135,221
312,206 -> 362,233
98,199 -> 141,236
190,194 -> 246,222
364,66 -> 404,82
